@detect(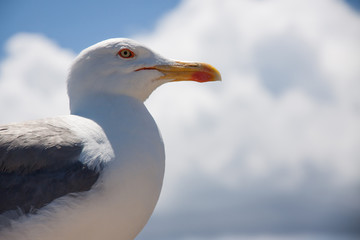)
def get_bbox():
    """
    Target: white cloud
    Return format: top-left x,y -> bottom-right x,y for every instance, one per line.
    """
0,33 -> 74,124
0,0 -> 359,239
135,0 -> 360,239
